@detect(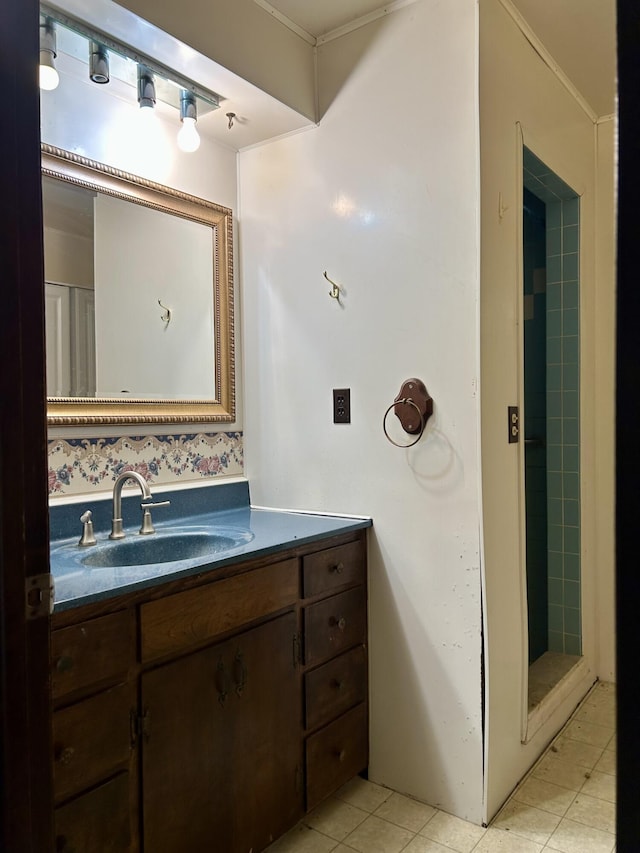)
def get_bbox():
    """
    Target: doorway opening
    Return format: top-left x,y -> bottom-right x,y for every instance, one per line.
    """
522,148 -> 581,712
